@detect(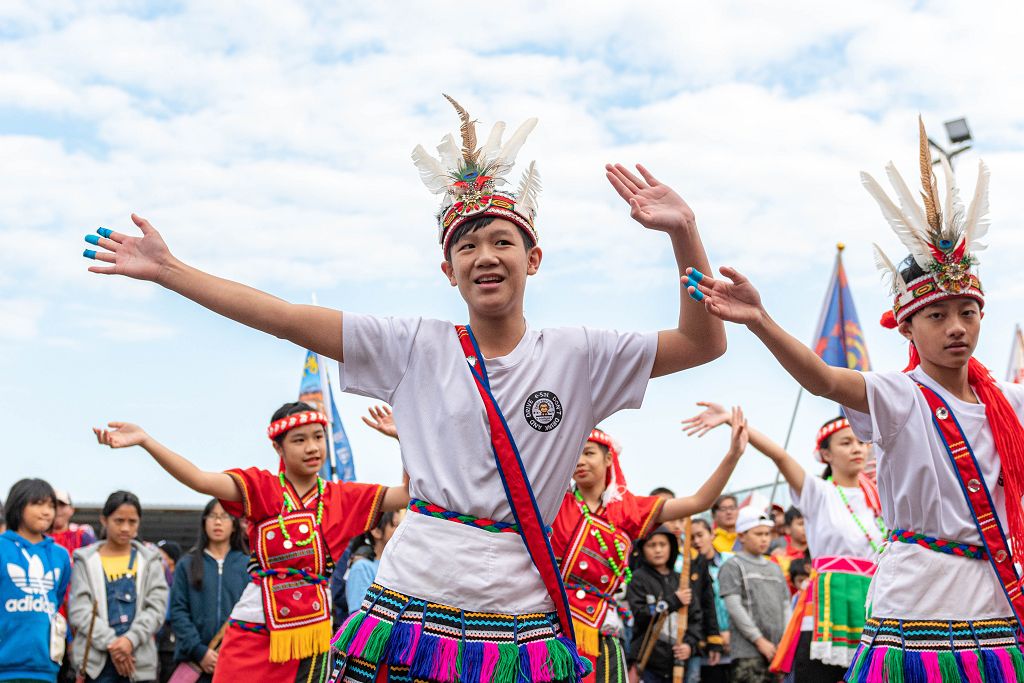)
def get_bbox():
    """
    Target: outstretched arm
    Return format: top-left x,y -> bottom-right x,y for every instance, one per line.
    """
606,165 -> 726,378
686,266 -> 868,413
682,402 -> 806,496
659,407 -> 748,521
93,422 -> 240,501
84,215 -> 344,361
